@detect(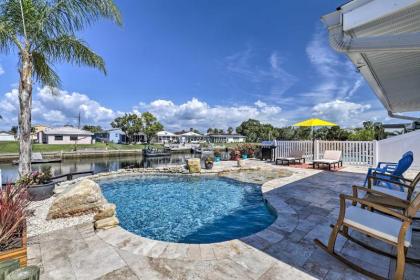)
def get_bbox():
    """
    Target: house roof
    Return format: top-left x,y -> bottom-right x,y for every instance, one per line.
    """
322,0 -> 420,119
180,131 -> 203,137
44,127 -> 93,136
156,131 -> 178,137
